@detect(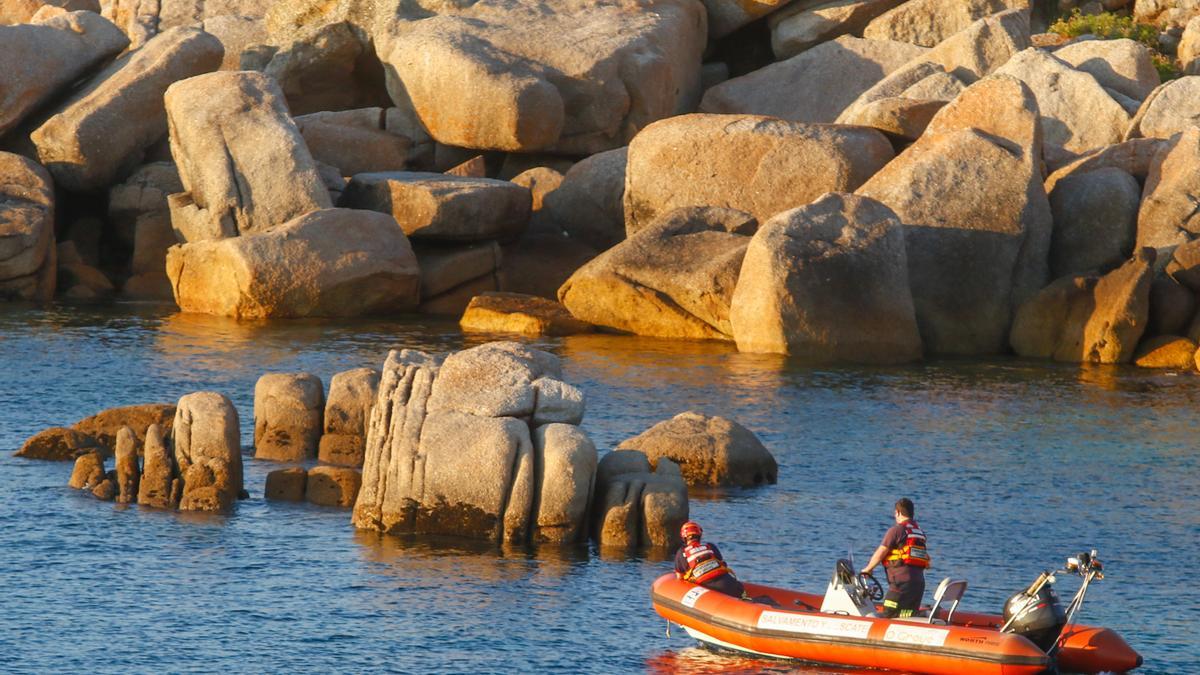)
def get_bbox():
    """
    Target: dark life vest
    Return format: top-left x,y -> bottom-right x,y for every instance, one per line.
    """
682,542 -> 732,584
885,520 -> 931,569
